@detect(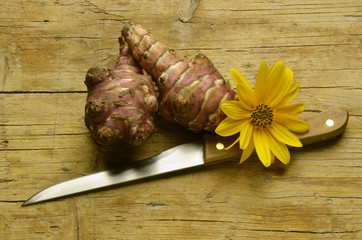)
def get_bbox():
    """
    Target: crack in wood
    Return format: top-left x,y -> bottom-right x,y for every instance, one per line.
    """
82,0 -> 105,14
146,201 -> 168,209
0,55 -> 10,91
249,228 -> 362,235
150,218 -> 233,223
81,0 -> 125,19
0,148 -> 59,152
0,91 -> 87,94
71,199 -> 81,240
0,200 -> 25,203
0,178 -> 17,183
